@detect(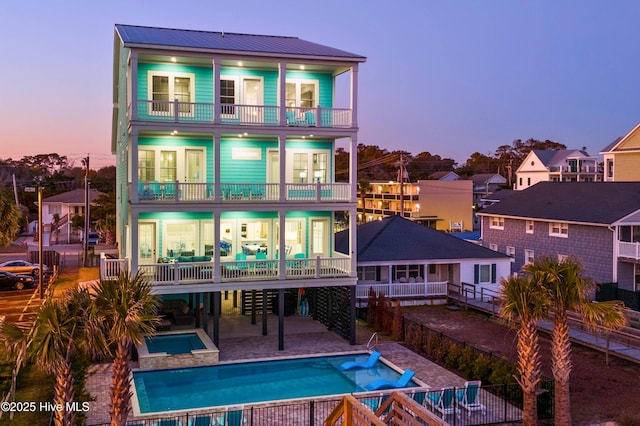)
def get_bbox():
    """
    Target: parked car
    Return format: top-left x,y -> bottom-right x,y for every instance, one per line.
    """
85,232 -> 100,247
0,271 -> 35,290
0,260 -> 49,276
